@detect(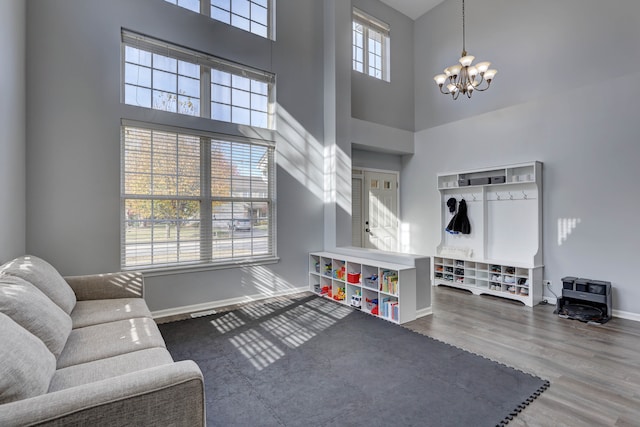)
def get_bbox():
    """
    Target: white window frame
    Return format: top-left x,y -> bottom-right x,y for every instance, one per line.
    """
352,8 -> 390,82
120,29 -> 278,273
122,29 -> 275,130
164,0 -> 275,40
121,121 -> 277,272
